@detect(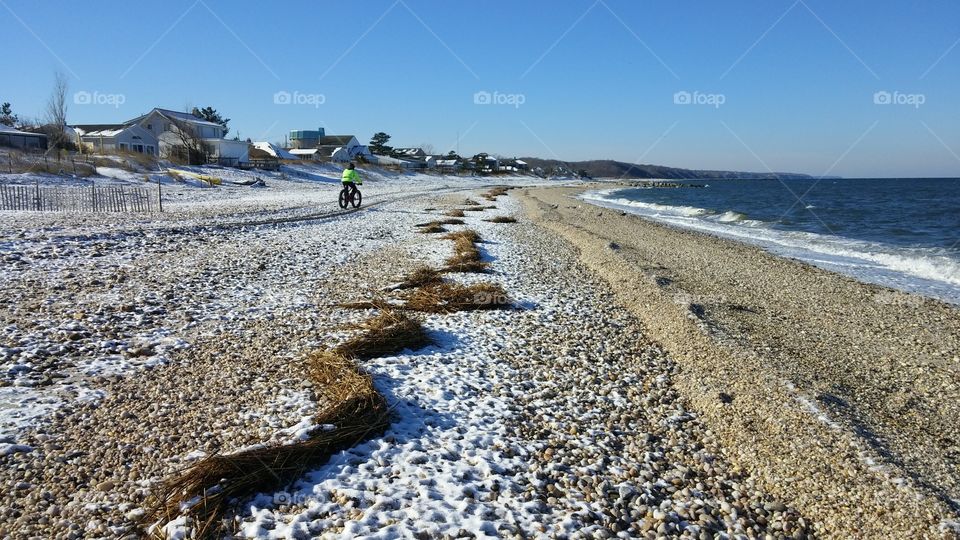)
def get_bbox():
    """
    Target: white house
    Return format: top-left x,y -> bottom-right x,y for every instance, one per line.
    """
289,148 -> 321,161
73,124 -> 158,155
252,142 -> 297,160
205,138 -> 249,165
126,108 -> 248,165
435,158 -> 460,173
317,135 -> 369,160
314,145 -> 353,162
367,154 -> 421,168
